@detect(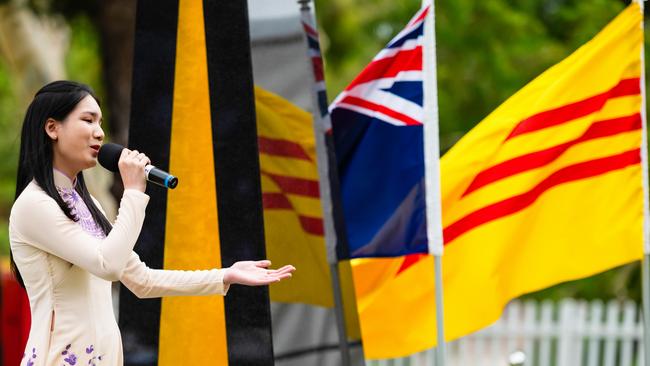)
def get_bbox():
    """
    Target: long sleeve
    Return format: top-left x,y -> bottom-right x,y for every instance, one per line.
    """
9,188 -> 149,281
119,252 -> 229,298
